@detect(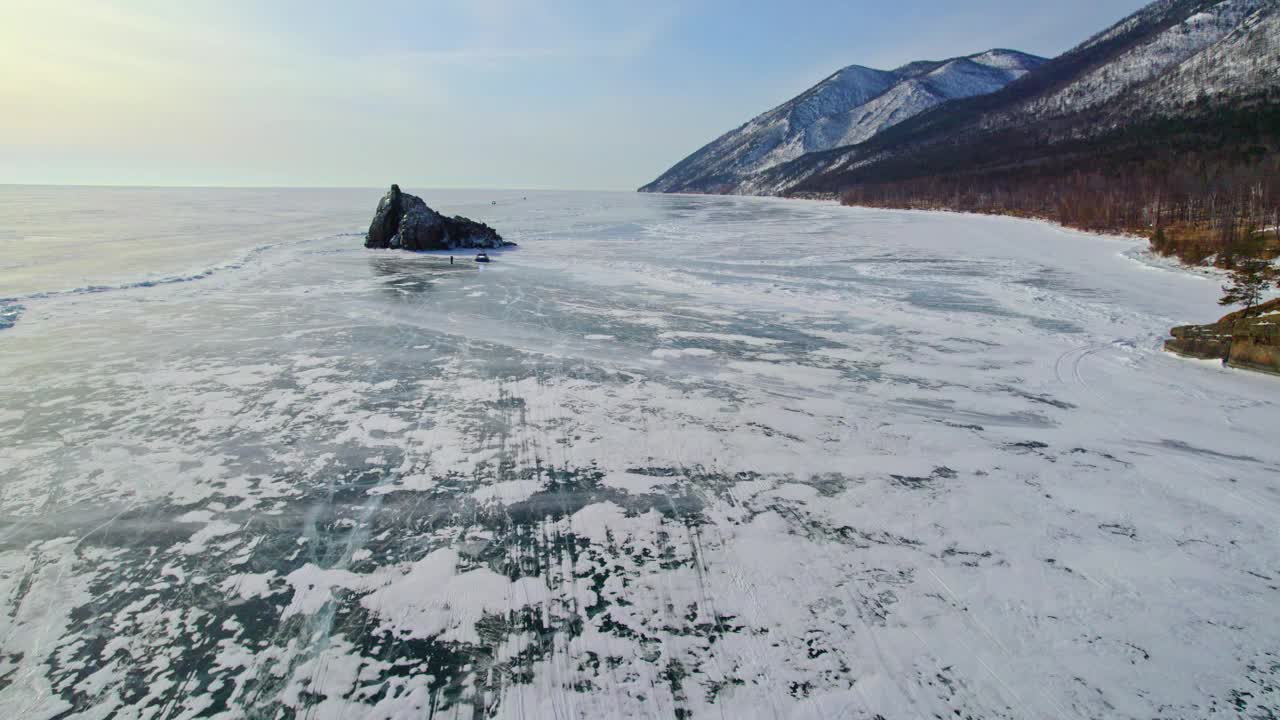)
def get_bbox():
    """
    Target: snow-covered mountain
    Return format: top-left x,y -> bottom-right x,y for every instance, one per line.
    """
1128,3 -> 1280,113
754,0 -> 1280,196
638,49 -> 1045,194
994,0 -> 1272,129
